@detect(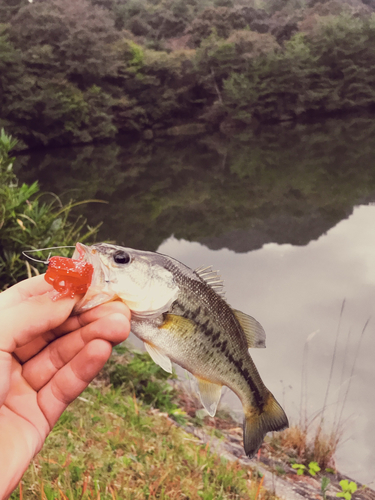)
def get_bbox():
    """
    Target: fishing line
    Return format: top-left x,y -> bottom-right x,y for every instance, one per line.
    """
22,246 -> 76,264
